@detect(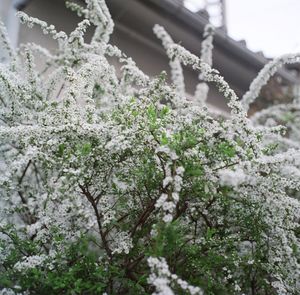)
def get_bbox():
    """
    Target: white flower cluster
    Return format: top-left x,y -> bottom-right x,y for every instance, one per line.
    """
218,168 -> 246,187
168,43 -> 244,116
241,53 -> 300,112
17,12 -> 67,42
0,19 -> 15,60
0,289 -> 27,295
14,255 -> 48,271
148,257 -> 203,295
111,231 -> 133,255
194,24 -> 215,105
153,25 -> 185,97
155,146 -> 184,223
